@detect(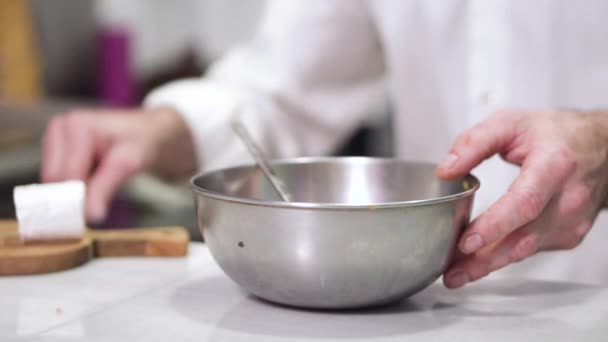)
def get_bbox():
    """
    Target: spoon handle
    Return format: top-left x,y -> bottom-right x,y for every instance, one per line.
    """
231,119 -> 293,202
